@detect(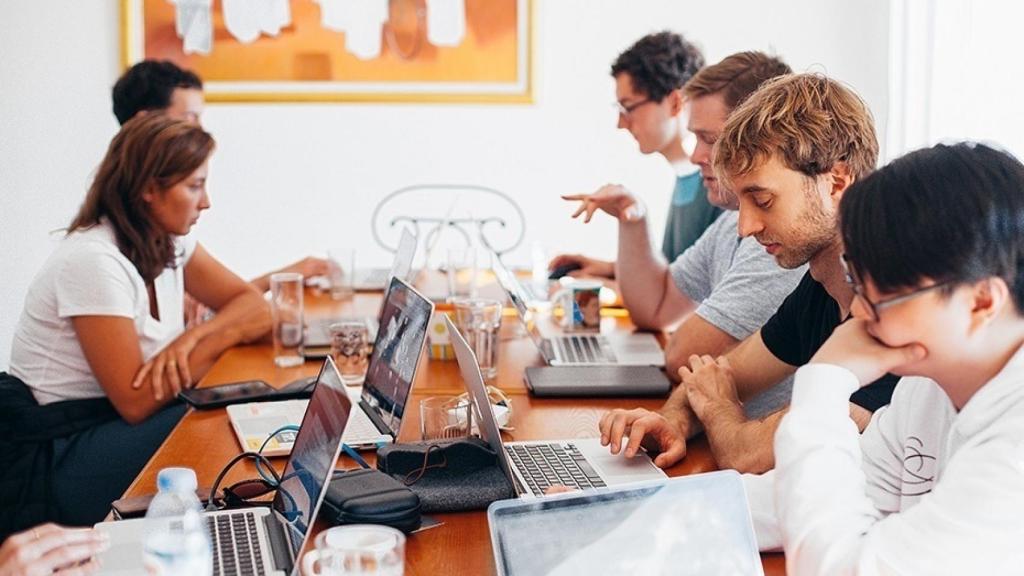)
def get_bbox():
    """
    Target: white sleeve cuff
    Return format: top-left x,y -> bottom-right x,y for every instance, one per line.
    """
791,364 -> 860,416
